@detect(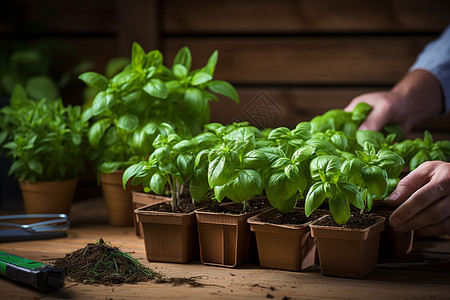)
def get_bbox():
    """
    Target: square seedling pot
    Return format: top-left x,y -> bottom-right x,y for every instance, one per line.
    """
310,215 -> 385,278
132,191 -> 169,238
135,204 -> 199,263
195,205 -> 263,268
247,208 -> 317,271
